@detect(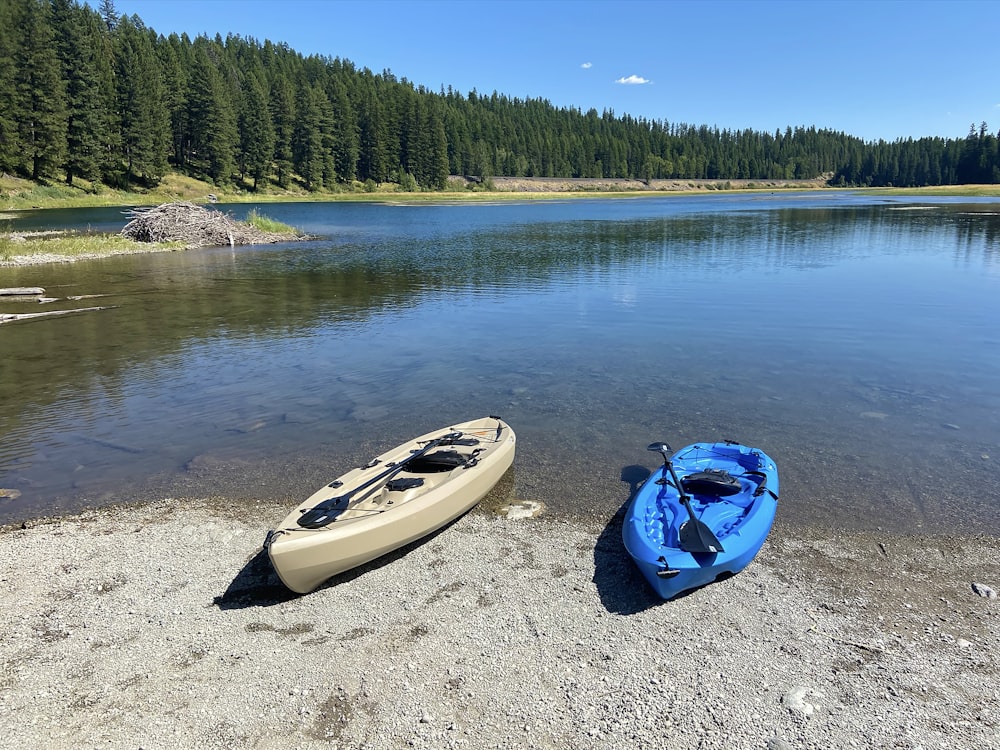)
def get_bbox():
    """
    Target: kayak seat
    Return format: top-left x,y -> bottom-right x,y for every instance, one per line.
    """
681,469 -> 741,497
405,450 -> 470,473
